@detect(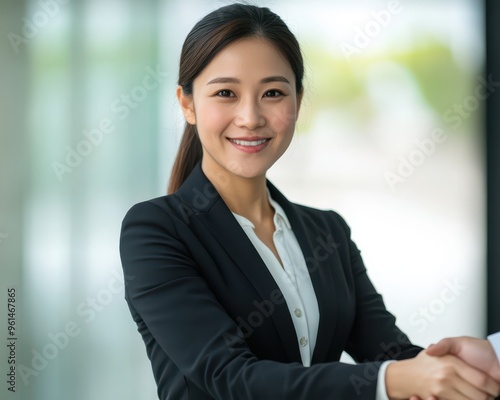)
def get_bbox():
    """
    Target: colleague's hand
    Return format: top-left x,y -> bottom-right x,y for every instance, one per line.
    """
408,337 -> 500,400
386,349 -> 500,400
426,336 -> 500,382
